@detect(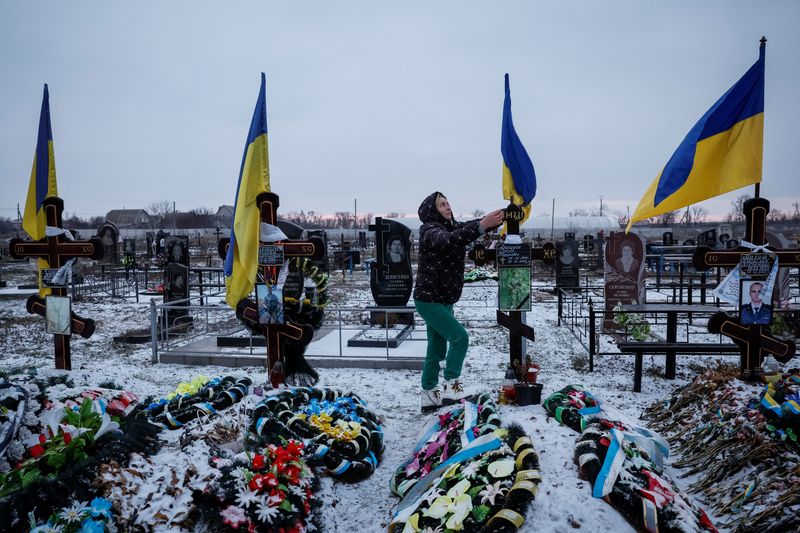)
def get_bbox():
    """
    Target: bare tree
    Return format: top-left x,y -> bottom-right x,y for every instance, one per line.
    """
651,210 -> 678,226
729,194 -> 751,223
688,206 -> 707,224
767,208 -> 786,223
147,200 -> 173,228
471,209 -> 485,218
